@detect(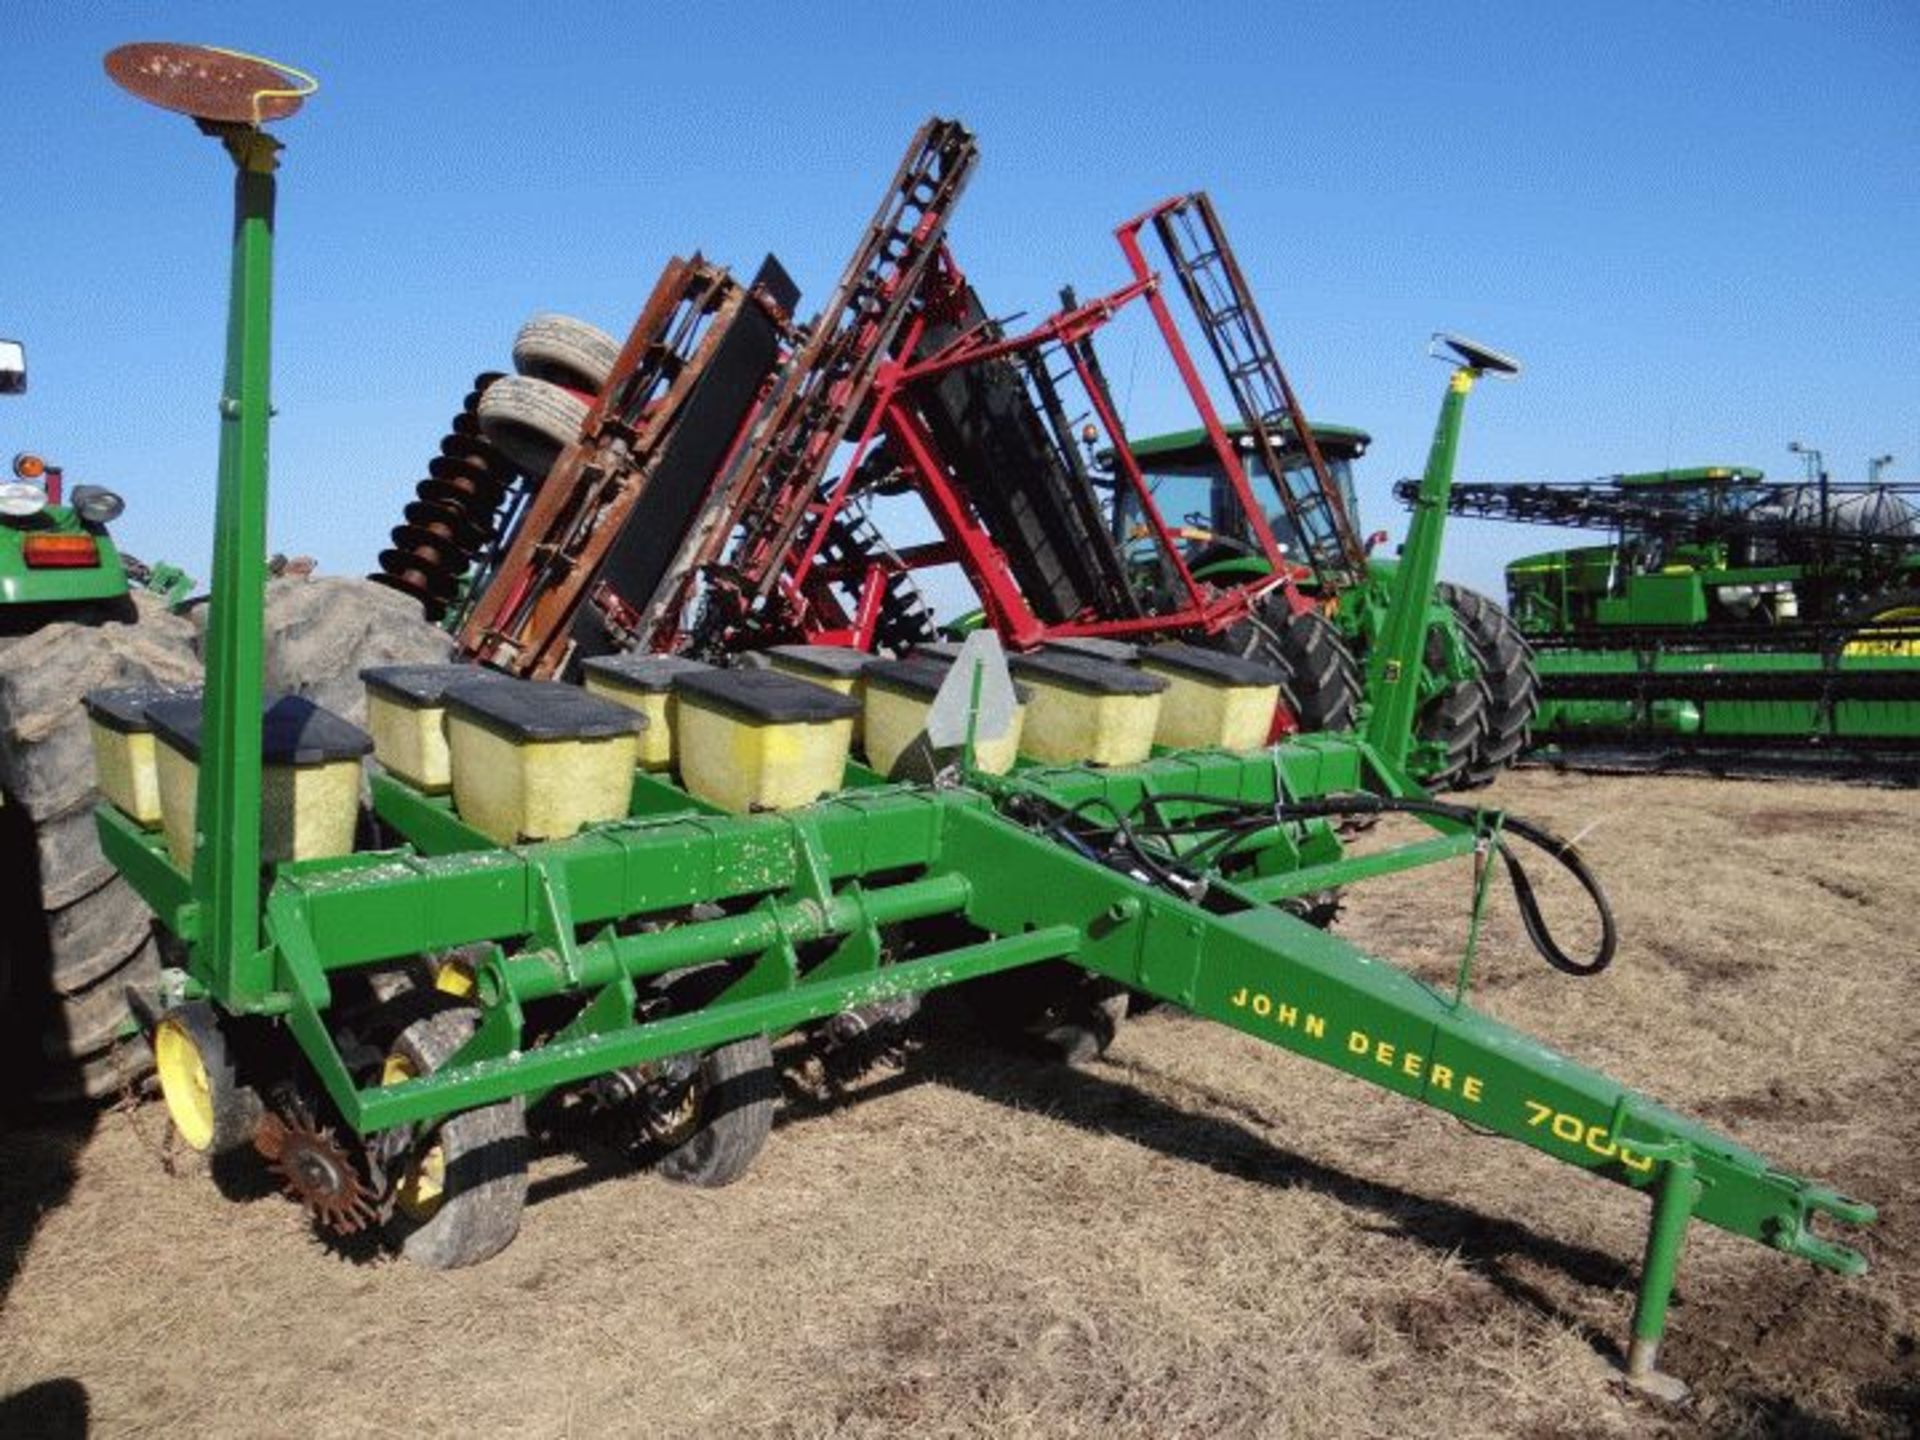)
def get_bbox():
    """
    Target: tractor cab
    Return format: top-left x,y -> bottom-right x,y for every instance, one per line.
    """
1111,421 -> 1371,588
